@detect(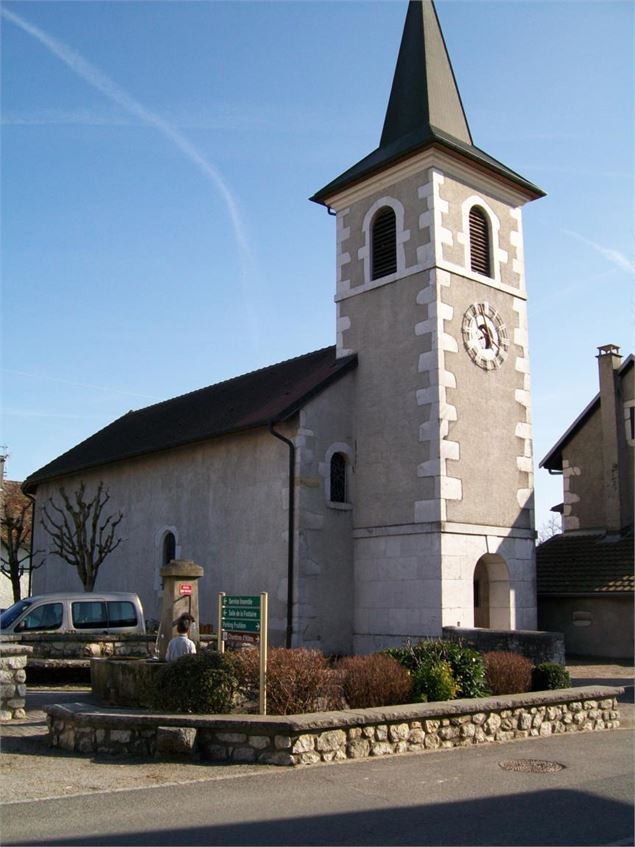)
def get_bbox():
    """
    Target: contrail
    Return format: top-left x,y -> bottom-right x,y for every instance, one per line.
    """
2,6 -> 261,343
565,230 -> 635,276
